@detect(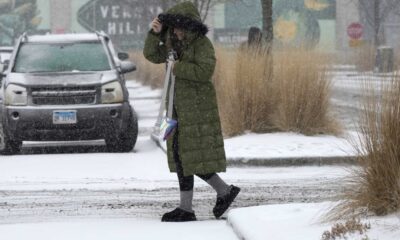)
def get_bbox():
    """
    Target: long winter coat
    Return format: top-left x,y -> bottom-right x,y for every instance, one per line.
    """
143,2 -> 226,176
